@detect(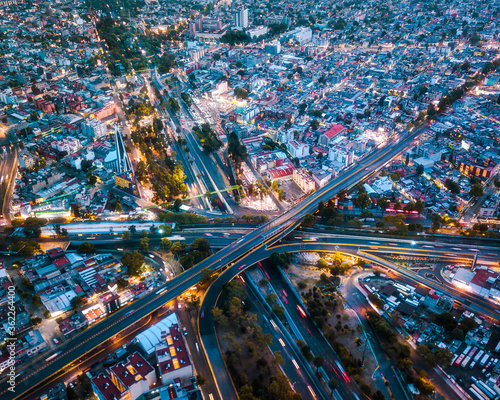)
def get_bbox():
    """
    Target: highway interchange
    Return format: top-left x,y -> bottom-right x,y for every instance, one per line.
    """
2,230 -> 500,399
3,124 -> 500,399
